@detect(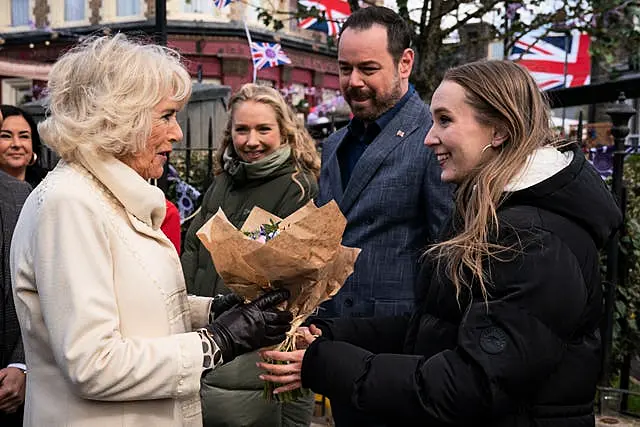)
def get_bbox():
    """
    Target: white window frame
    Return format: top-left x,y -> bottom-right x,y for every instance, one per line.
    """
170,0 -> 230,23
116,0 -> 141,17
0,0 -> 34,33
64,0 -> 86,22
11,0 -> 31,27
49,0 -> 90,28
487,41 -> 505,60
182,0 -> 215,14
256,79 -> 275,87
100,0 -> 146,24
1,78 -> 33,106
